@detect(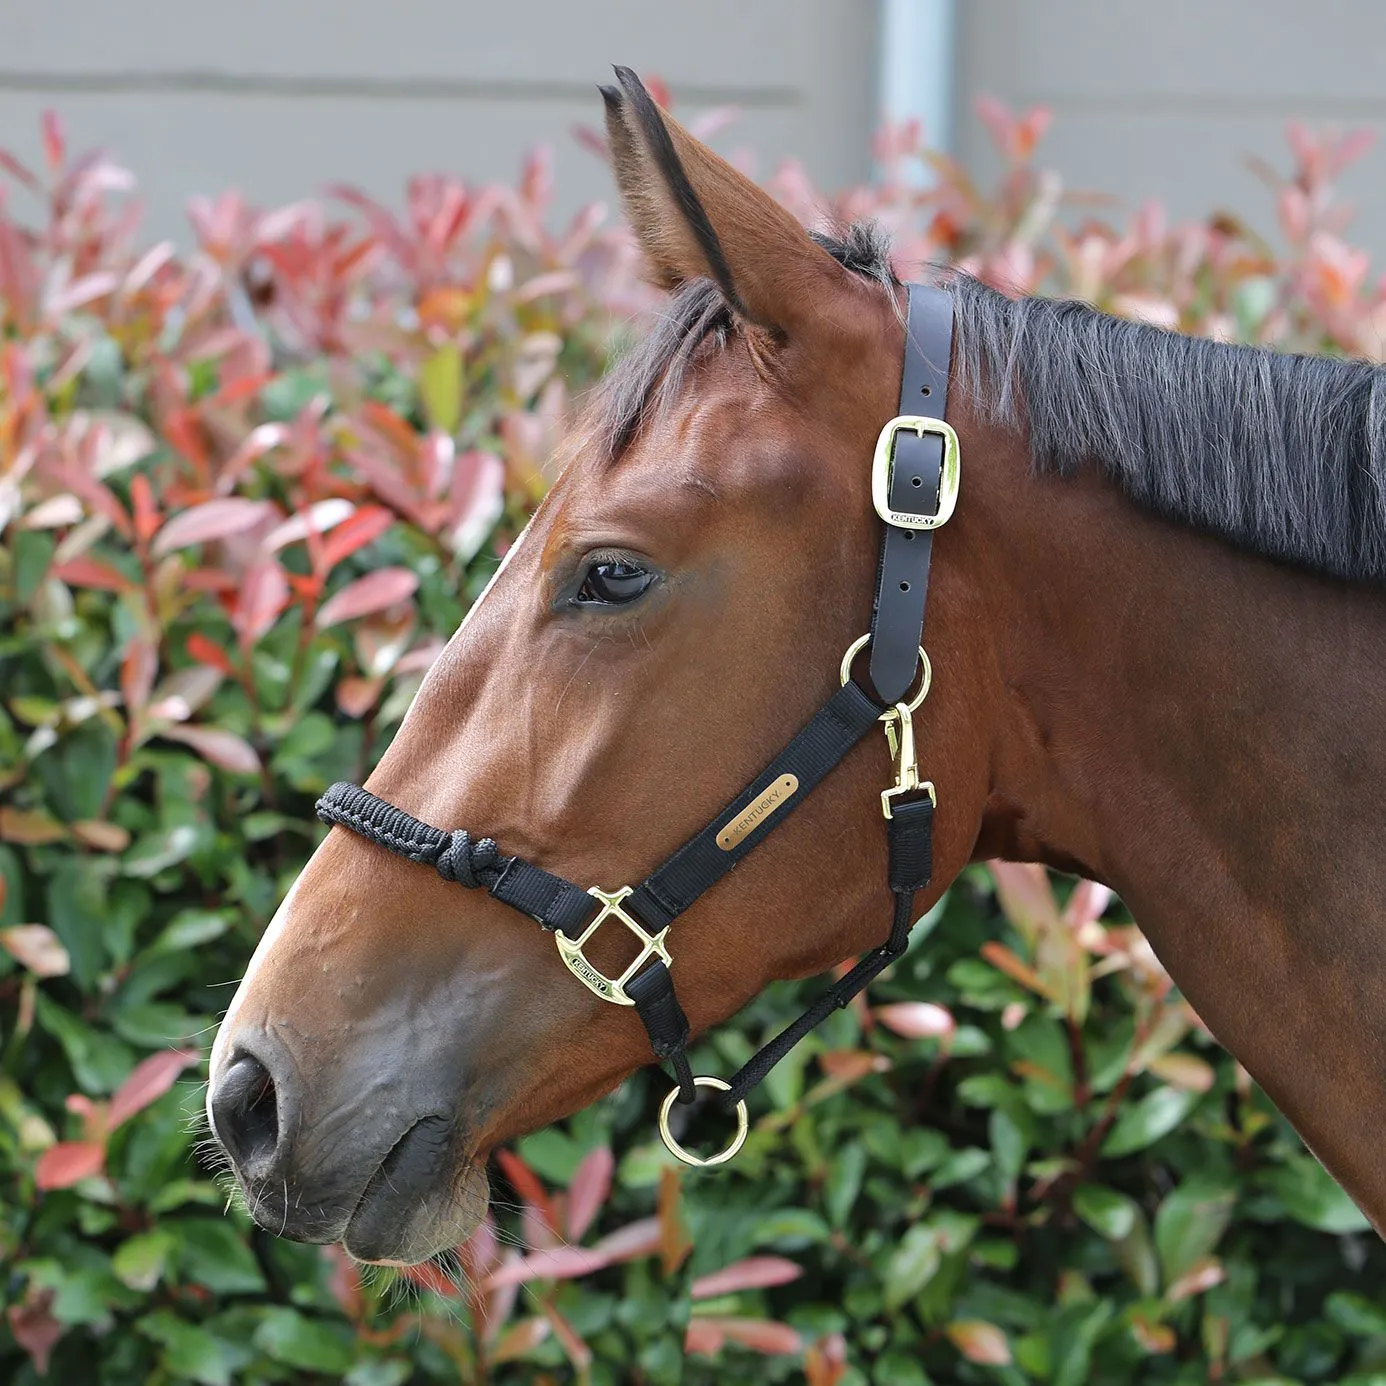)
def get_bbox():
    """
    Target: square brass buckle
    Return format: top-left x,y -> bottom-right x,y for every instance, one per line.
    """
871,415 -> 961,530
555,886 -> 672,1006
